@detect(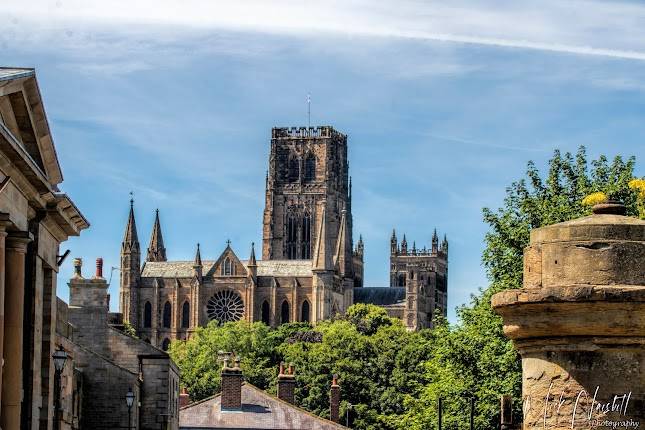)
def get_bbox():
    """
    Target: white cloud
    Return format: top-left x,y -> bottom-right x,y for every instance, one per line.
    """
2,0 -> 645,61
